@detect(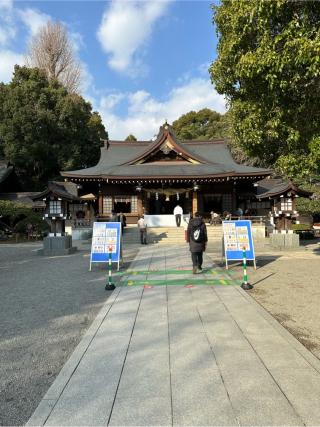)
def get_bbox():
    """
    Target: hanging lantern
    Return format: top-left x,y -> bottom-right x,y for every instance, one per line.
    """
155,192 -> 159,200
147,192 -> 151,199
185,191 -> 189,199
135,182 -> 142,192
176,193 -> 179,201
193,182 -> 199,191
165,195 -> 170,201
